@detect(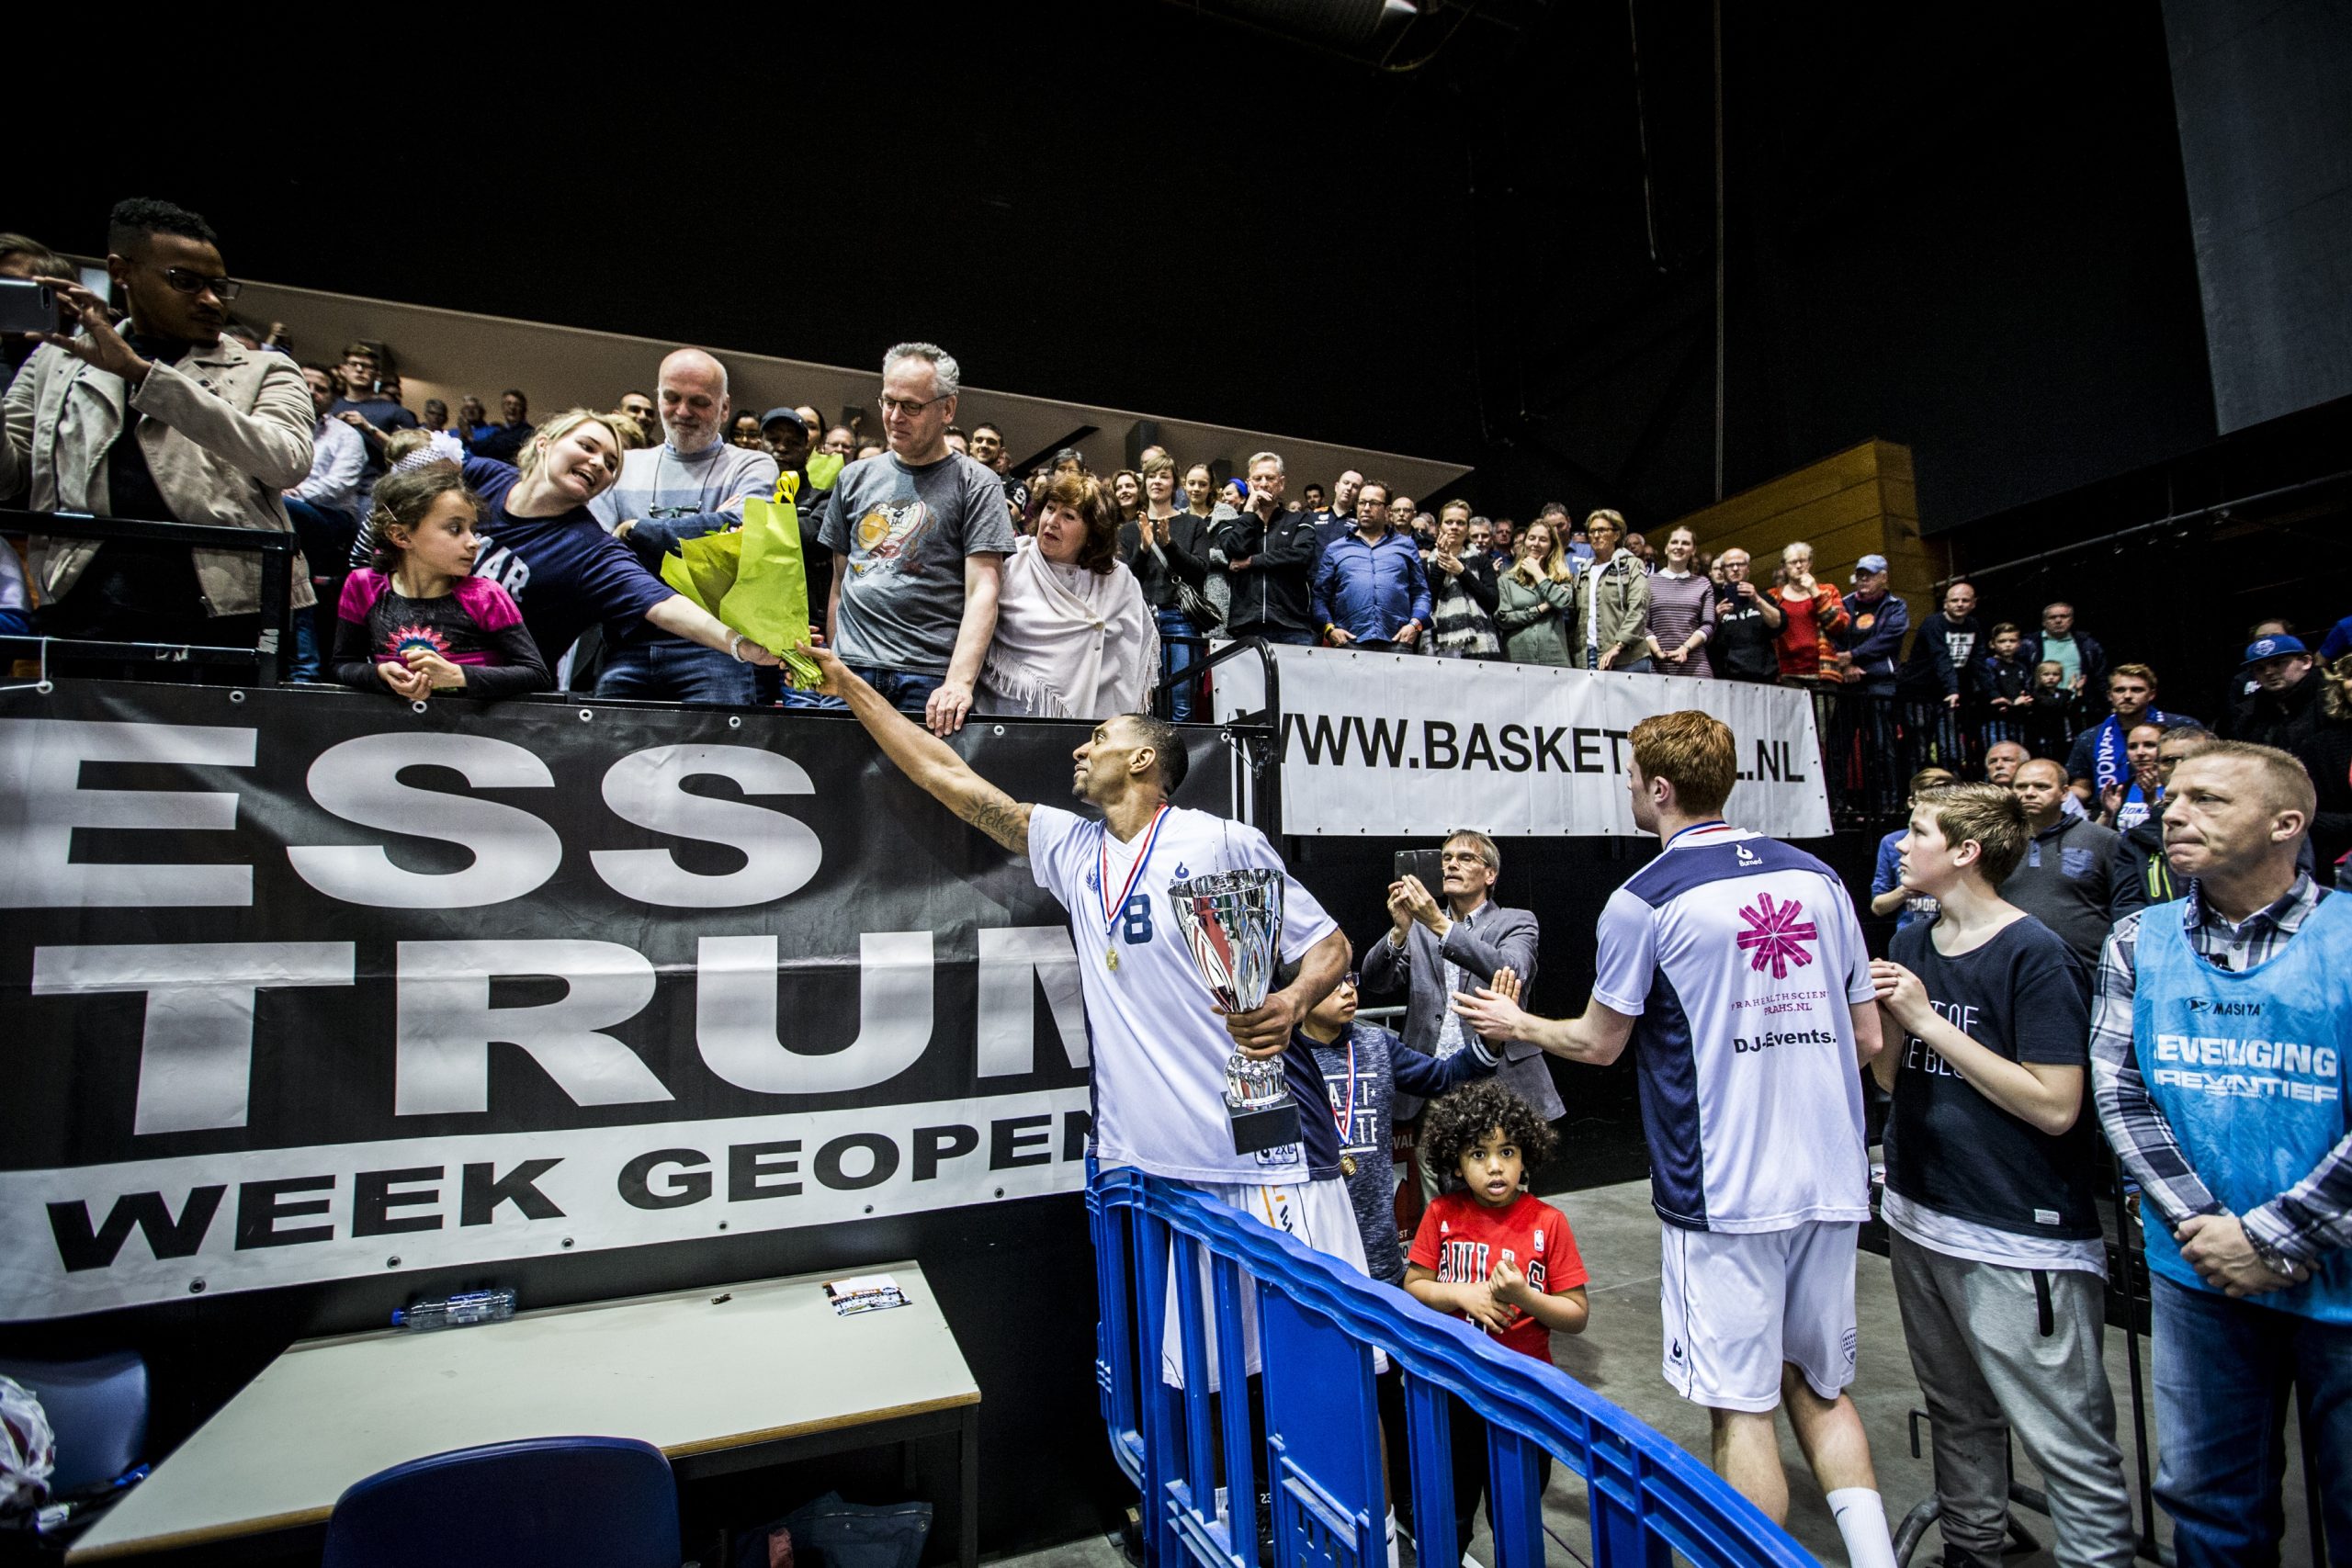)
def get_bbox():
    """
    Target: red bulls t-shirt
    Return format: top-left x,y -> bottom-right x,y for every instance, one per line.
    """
1408,1190 -> 1587,1359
